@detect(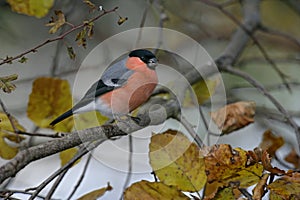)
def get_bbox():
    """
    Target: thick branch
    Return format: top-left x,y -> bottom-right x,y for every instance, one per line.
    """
0,98 -> 179,184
